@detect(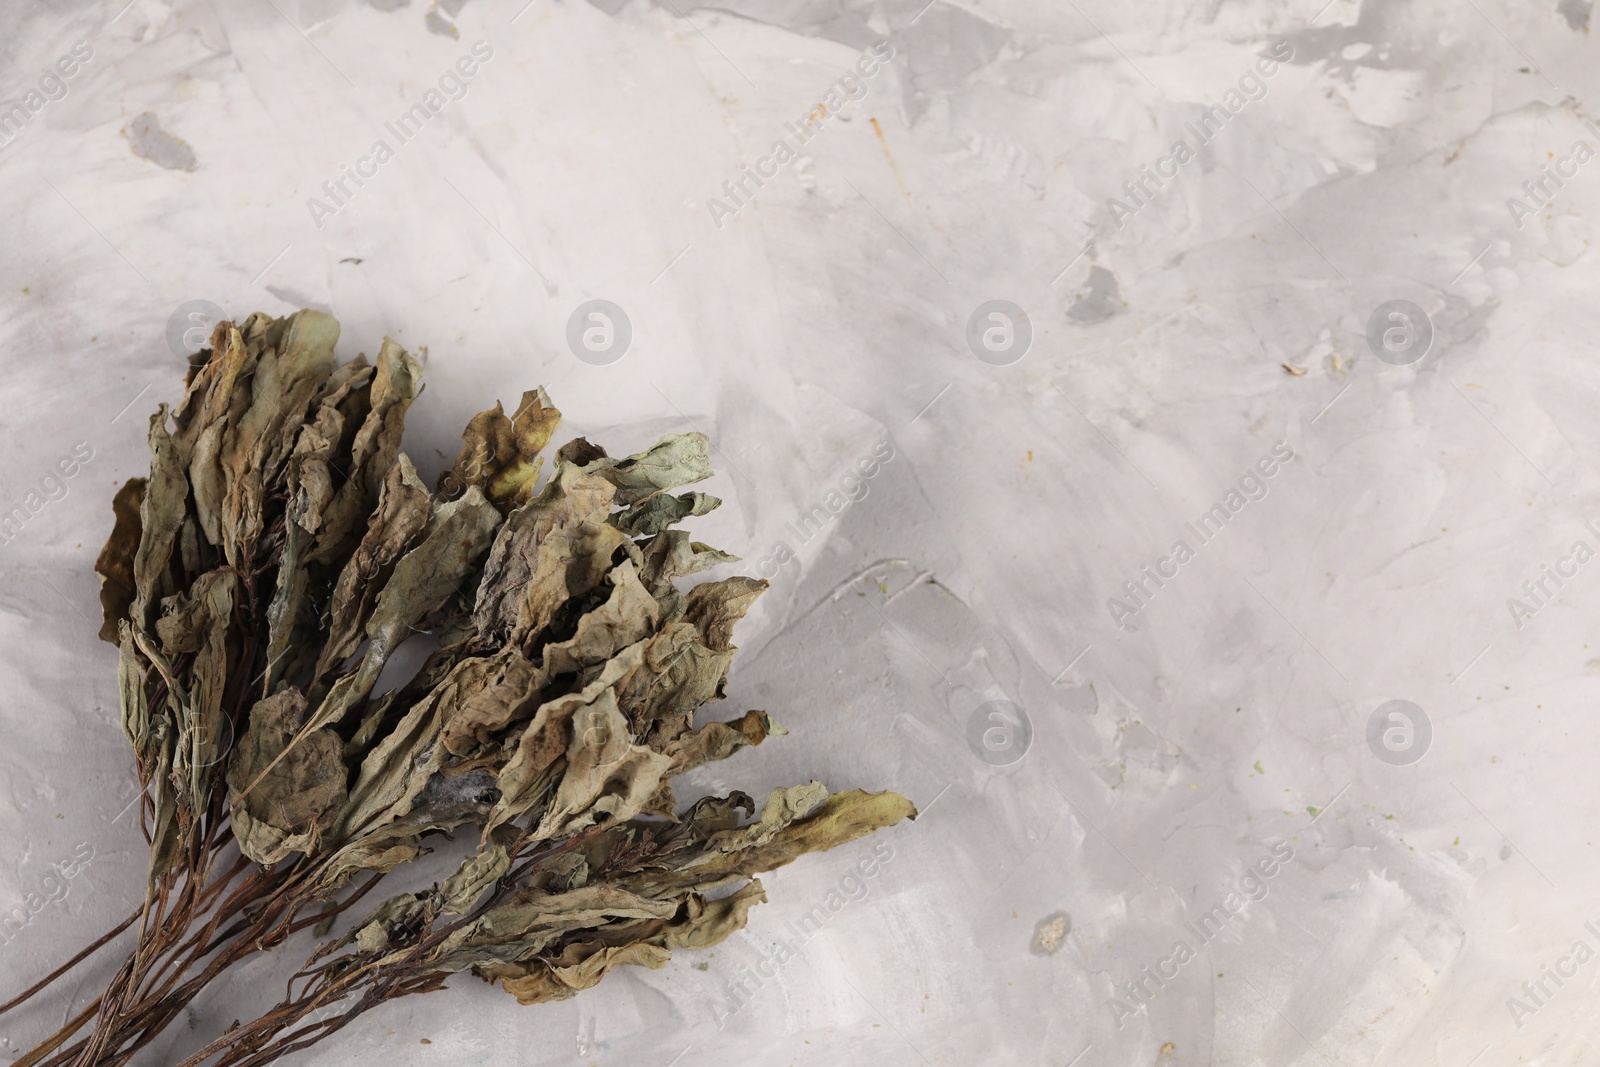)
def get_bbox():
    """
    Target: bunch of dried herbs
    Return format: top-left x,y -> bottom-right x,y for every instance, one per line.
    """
4,309 -> 912,1067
